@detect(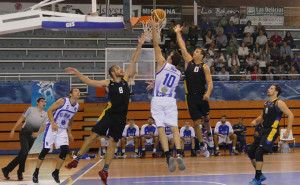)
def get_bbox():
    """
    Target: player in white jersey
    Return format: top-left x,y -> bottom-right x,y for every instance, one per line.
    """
32,89 -> 80,183
121,119 -> 140,158
147,19 -> 185,172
